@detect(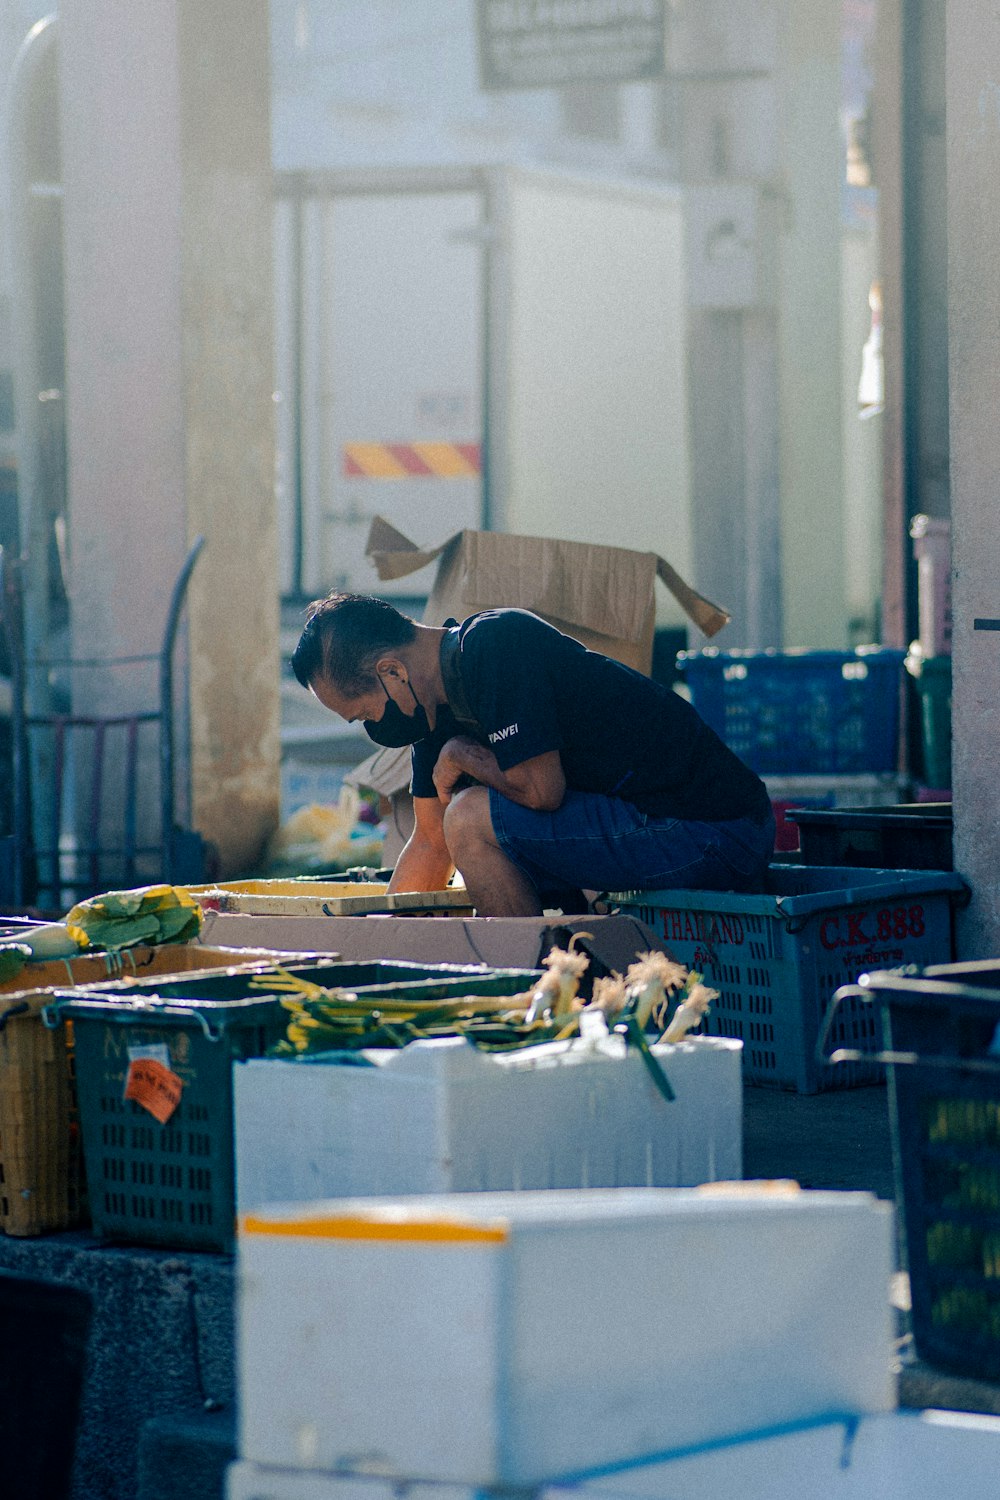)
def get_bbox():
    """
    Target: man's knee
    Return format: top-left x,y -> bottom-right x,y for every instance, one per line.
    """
441,784 -> 493,859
